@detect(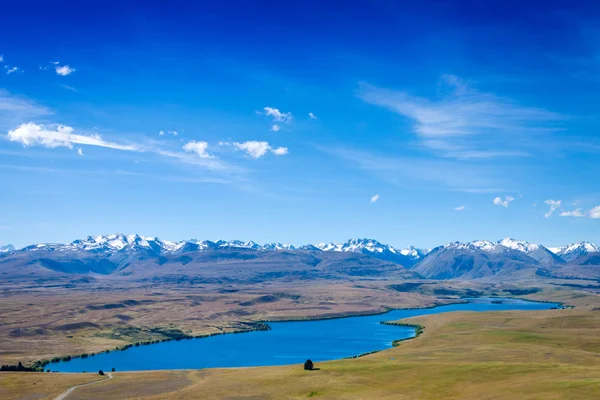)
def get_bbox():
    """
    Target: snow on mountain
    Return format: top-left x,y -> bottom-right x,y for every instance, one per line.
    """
554,241 -> 600,262
315,242 -> 343,252
341,238 -> 394,253
262,243 -> 296,251
399,245 -> 429,260
497,238 -> 540,253
470,240 -> 498,252
310,239 -> 428,265
0,244 -> 15,253
442,241 -> 496,252
17,233 -> 594,266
